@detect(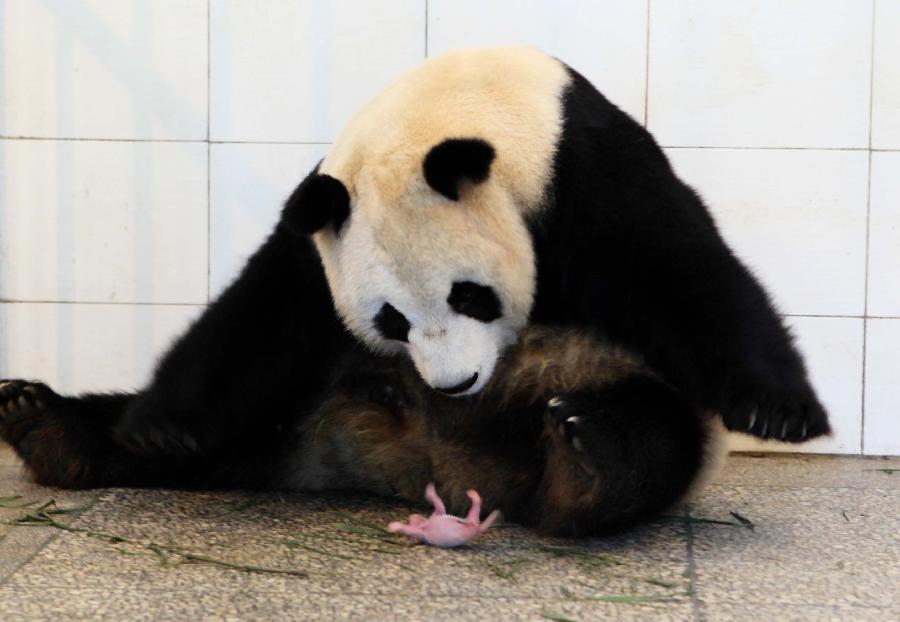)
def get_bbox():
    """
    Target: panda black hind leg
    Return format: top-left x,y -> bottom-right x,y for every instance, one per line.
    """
484,328 -> 716,535
0,378 -> 305,491
0,379 -> 164,489
537,376 -> 708,536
